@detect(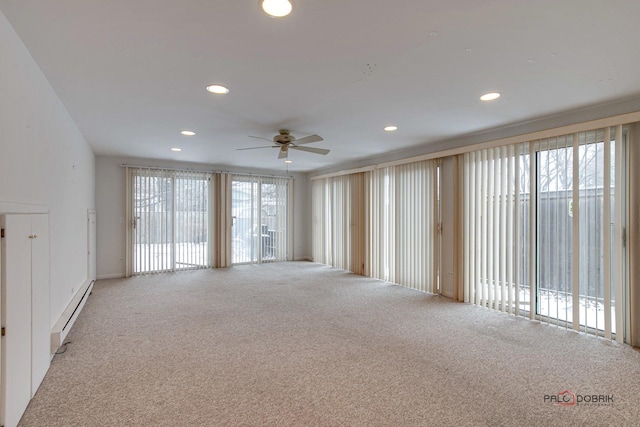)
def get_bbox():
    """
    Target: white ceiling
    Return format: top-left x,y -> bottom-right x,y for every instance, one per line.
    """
2,0 -> 640,172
